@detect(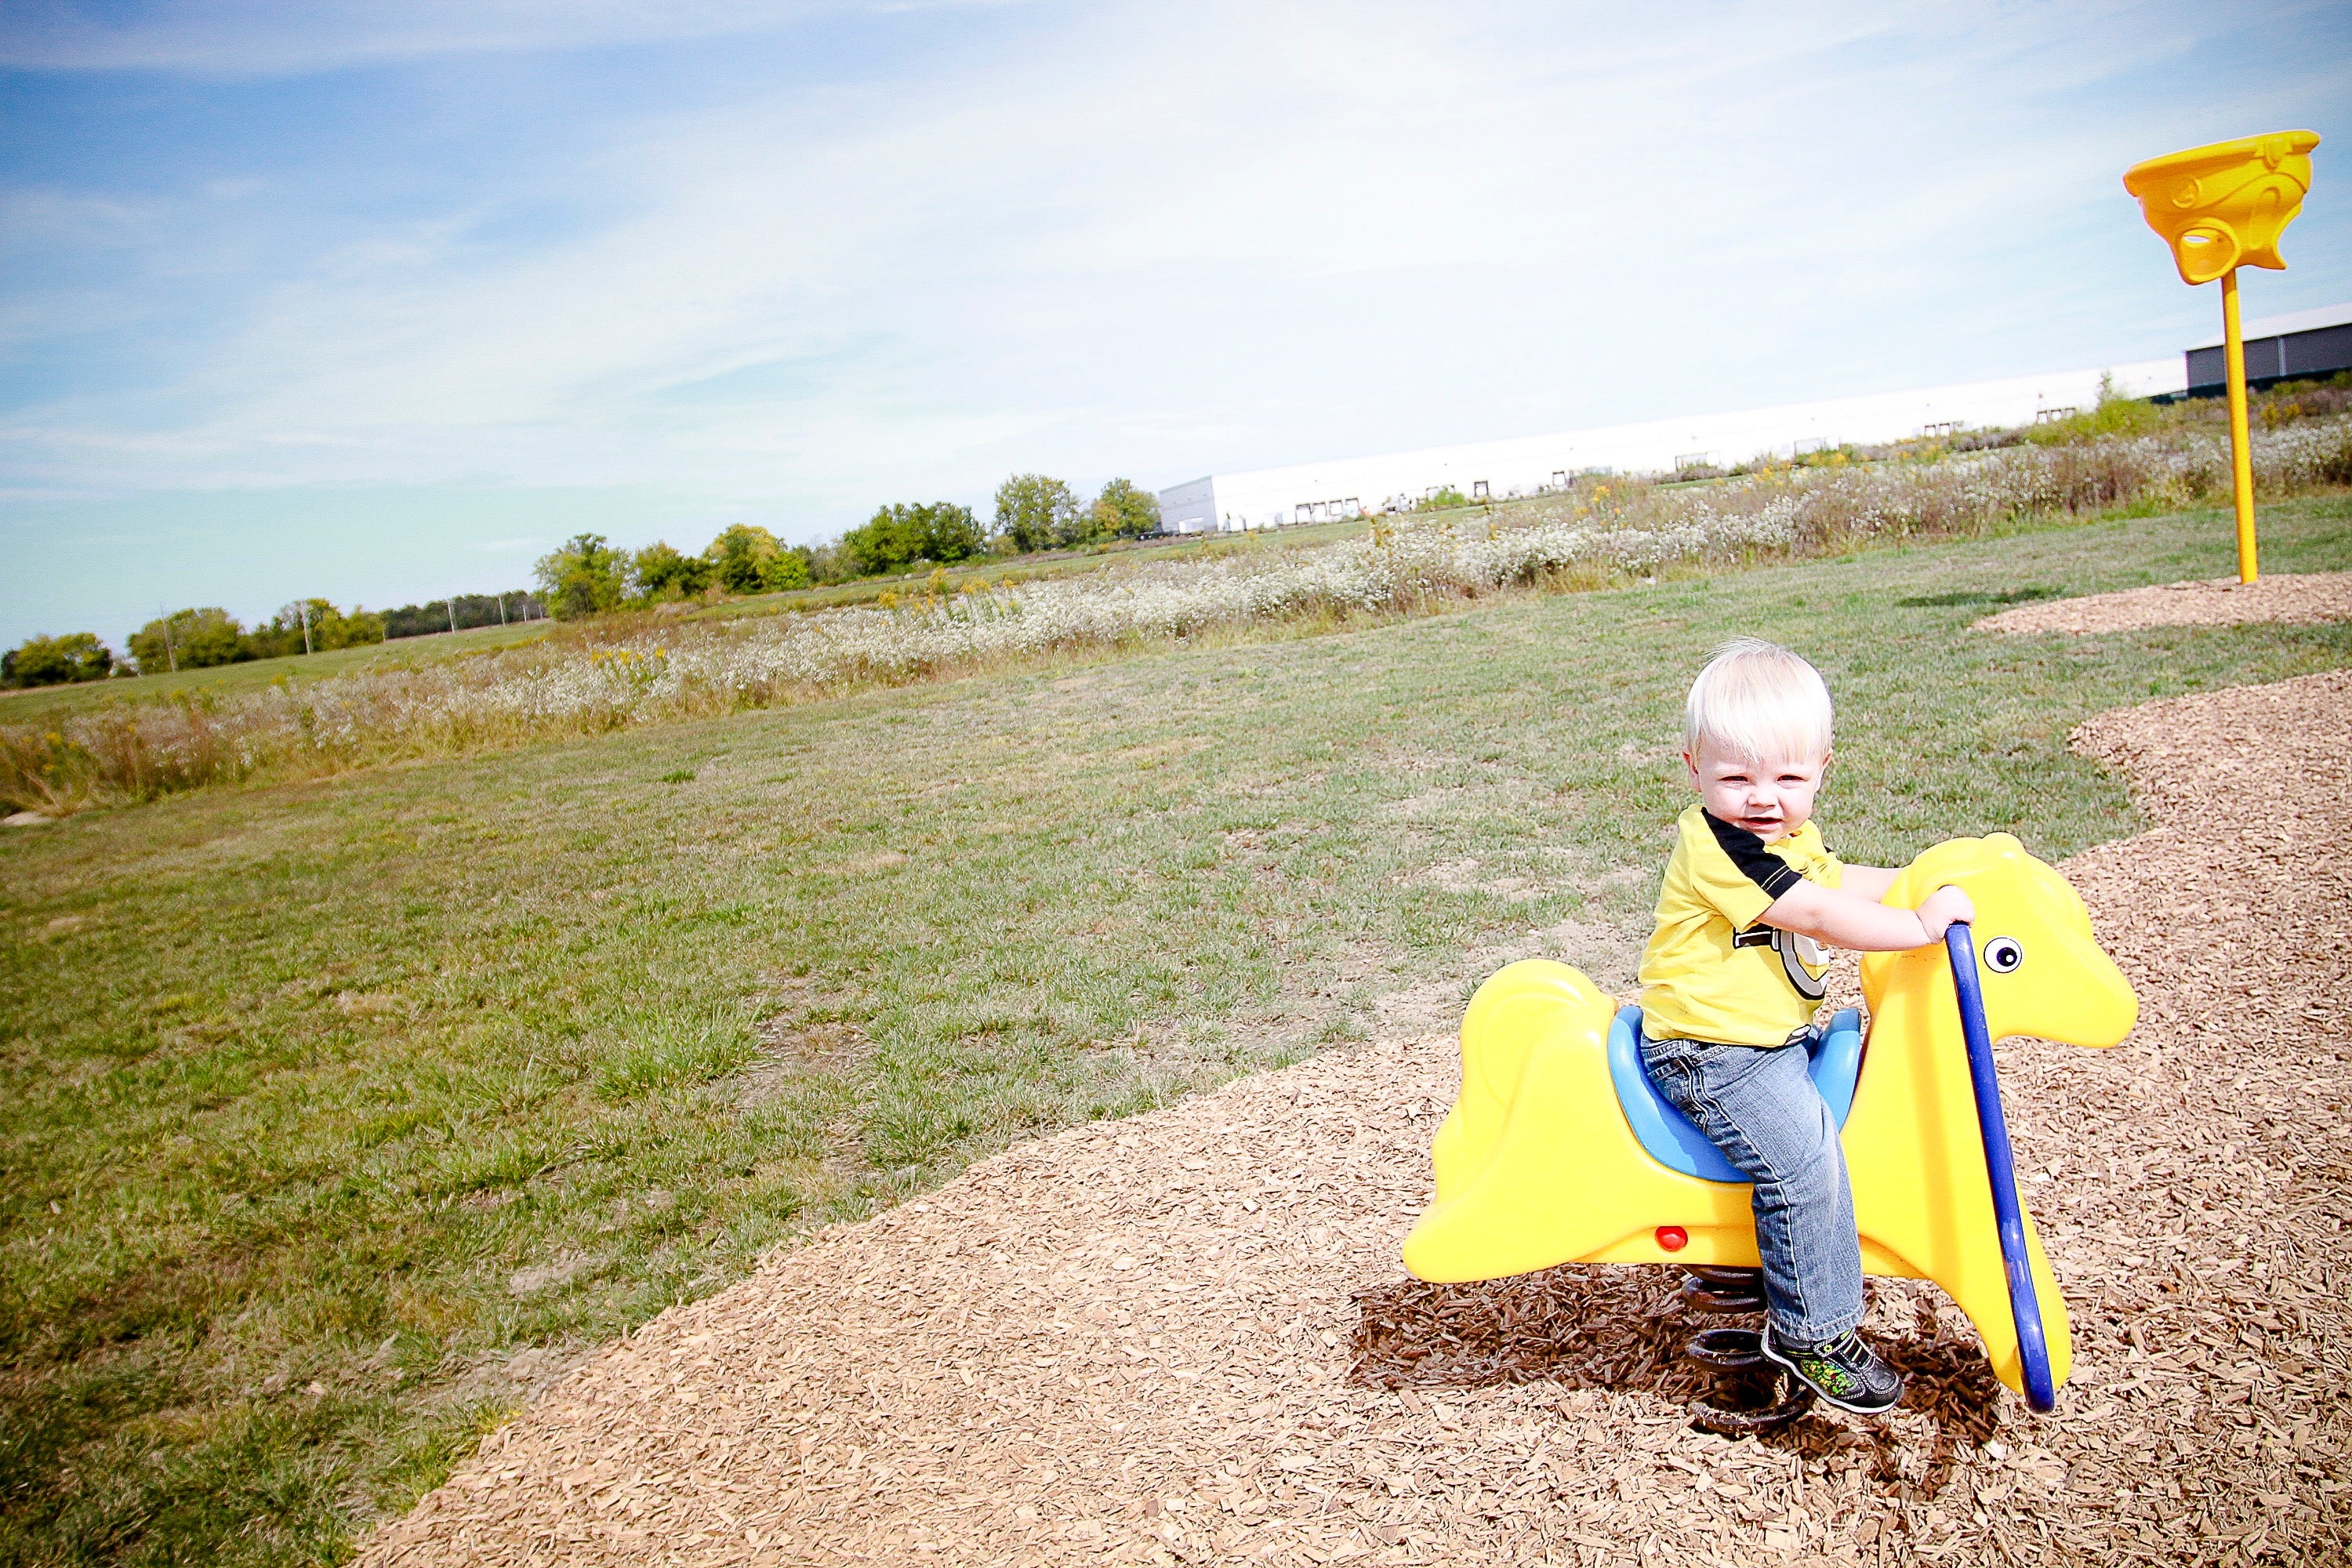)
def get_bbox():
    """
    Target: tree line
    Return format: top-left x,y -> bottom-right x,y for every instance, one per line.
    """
535,474 -> 1160,618
5,471 -> 1163,684
2,590 -> 546,688
380,592 -> 546,641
